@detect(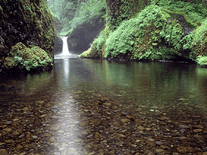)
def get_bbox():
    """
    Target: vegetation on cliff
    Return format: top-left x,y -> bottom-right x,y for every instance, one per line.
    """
47,0 -> 106,53
0,0 -> 55,72
4,42 -> 53,71
79,0 -> 207,67
47,0 -> 106,36
191,18 -> 207,67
